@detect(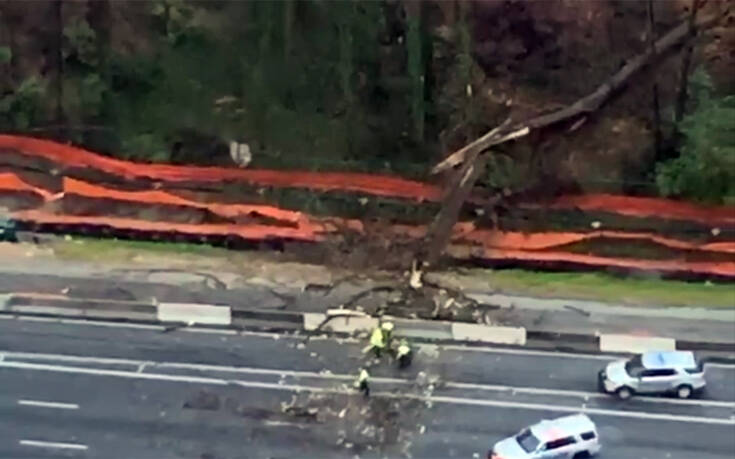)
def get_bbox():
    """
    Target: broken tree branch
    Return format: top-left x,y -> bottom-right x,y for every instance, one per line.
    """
431,10 -> 726,175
